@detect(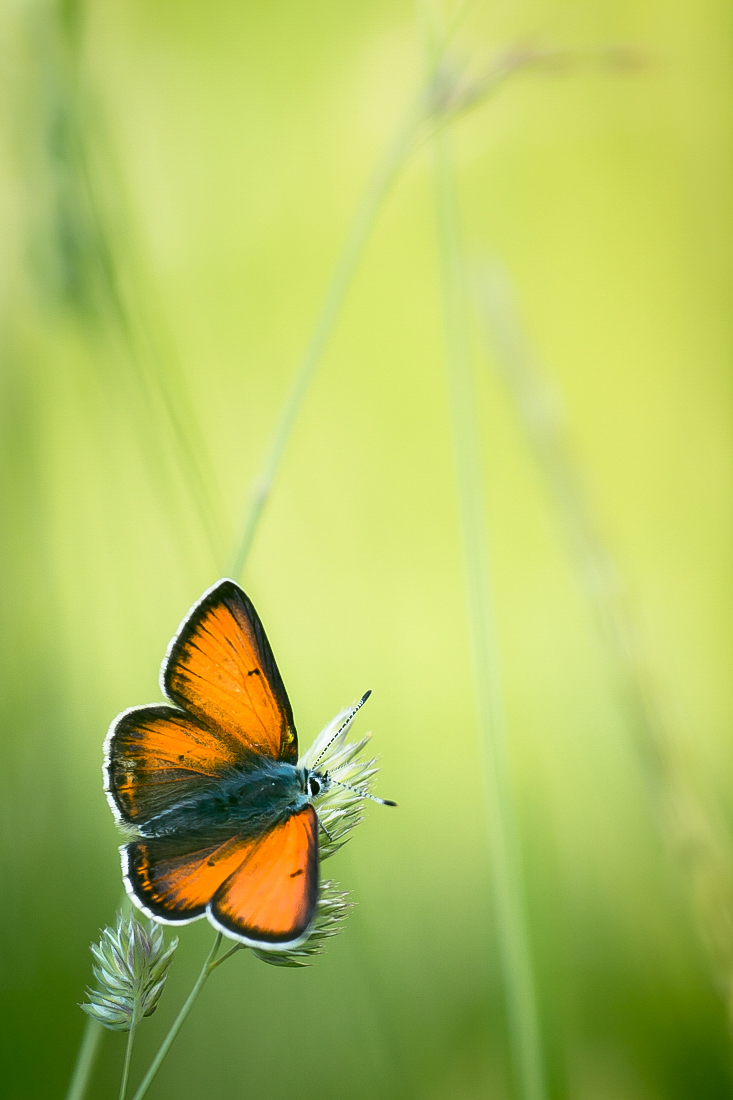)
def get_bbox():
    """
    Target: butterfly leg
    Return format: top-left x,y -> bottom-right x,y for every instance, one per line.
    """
315,812 -> 334,843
